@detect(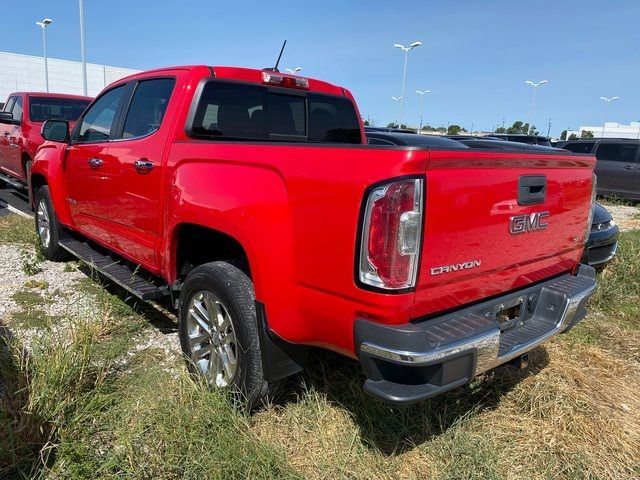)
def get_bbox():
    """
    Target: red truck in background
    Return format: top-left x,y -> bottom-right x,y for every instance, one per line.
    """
0,92 -> 92,188
31,65 -> 597,407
